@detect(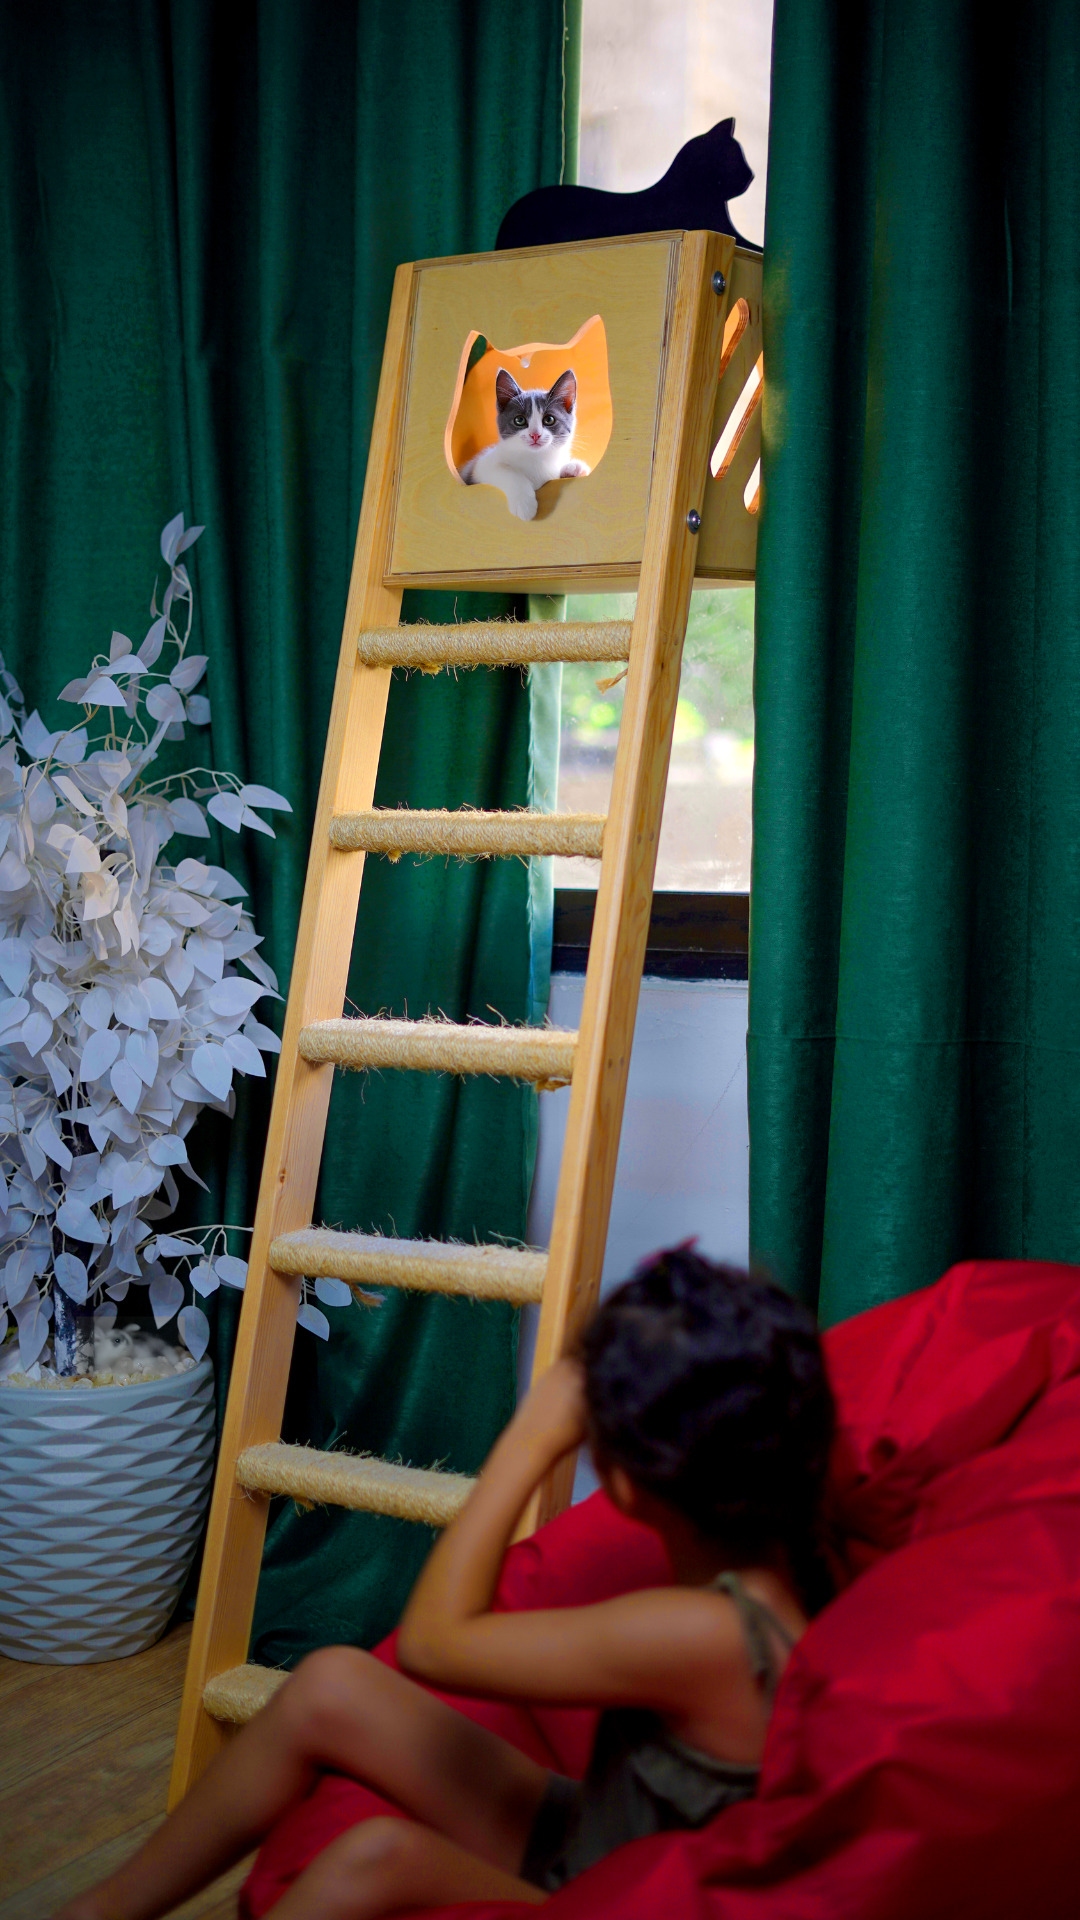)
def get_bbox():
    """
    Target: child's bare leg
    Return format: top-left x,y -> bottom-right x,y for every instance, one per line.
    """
267,1816 -> 547,1919
54,1647 -> 549,1920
